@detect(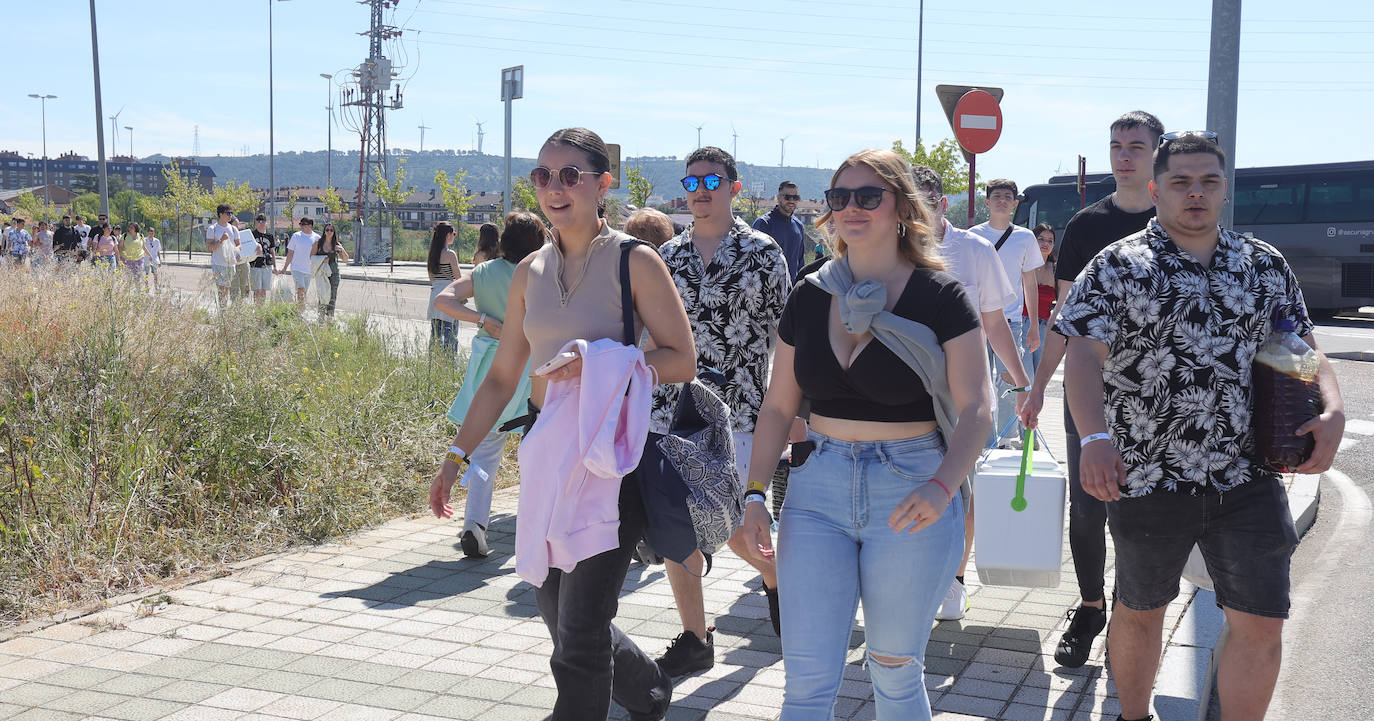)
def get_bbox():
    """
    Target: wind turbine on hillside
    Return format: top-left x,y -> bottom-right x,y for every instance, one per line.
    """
731,122 -> 738,160
418,118 -> 431,153
779,135 -> 790,168
473,117 -> 485,154
108,106 -> 124,157
691,122 -> 704,149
